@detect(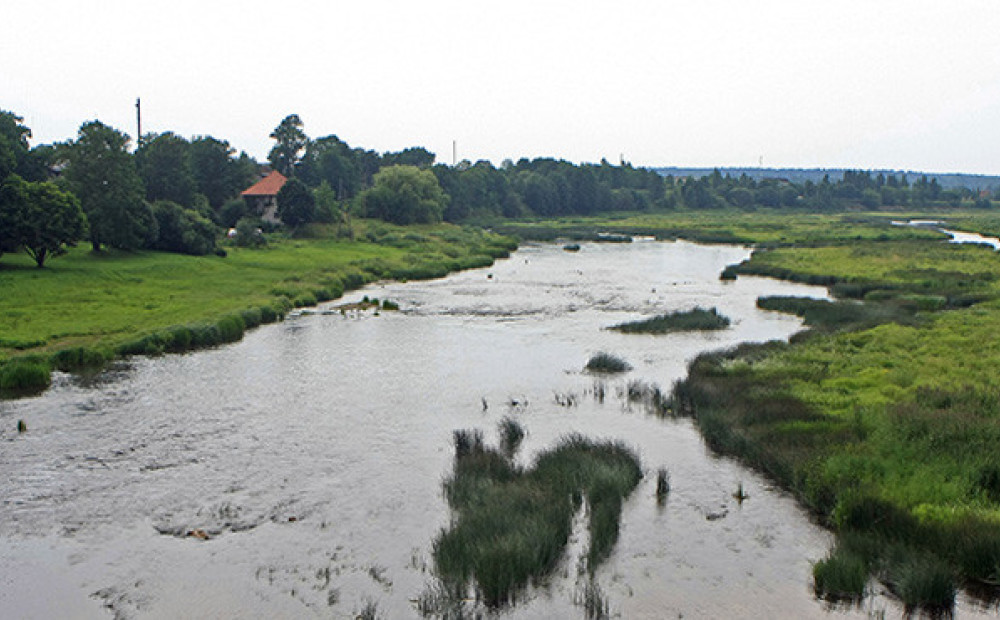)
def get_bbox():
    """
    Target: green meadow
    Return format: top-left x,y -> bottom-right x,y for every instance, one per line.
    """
508,210 -> 1000,608
0,221 -> 515,387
